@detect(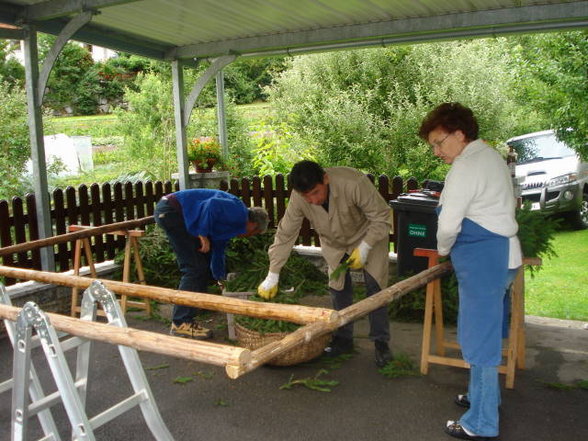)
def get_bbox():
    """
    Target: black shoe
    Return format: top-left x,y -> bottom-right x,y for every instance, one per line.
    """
324,336 -> 353,357
374,341 -> 393,367
455,394 -> 471,408
444,421 -> 495,440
